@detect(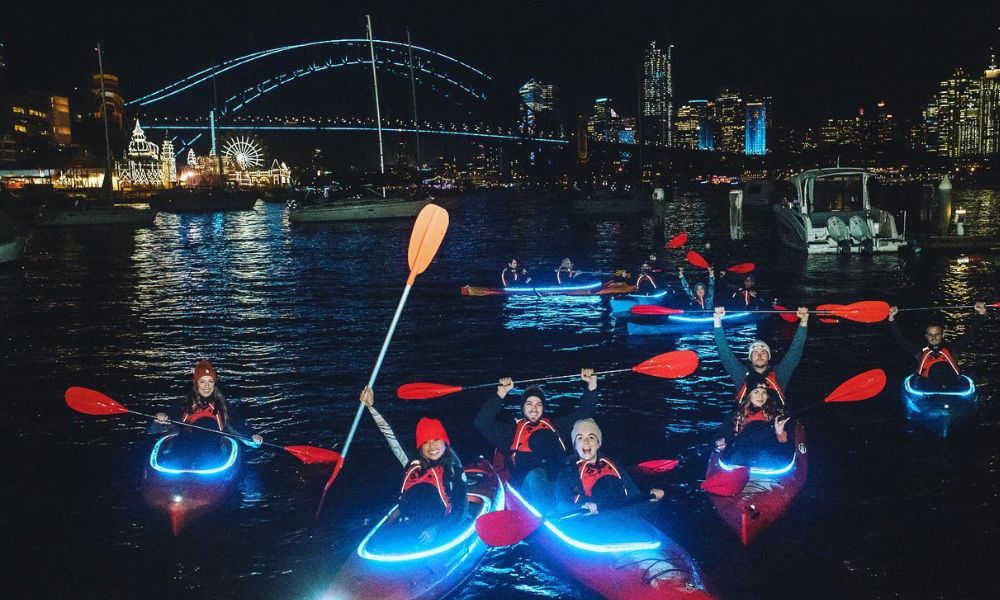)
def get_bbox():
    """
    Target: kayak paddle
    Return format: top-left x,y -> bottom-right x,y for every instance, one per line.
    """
316,204 -> 449,516
396,350 -> 700,400
666,231 -> 688,249
684,251 -> 755,275
895,302 -> 1000,312
64,386 -> 342,464
725,263 -> 756,274
686,250 -> 711,269
631,301 -> 890,323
